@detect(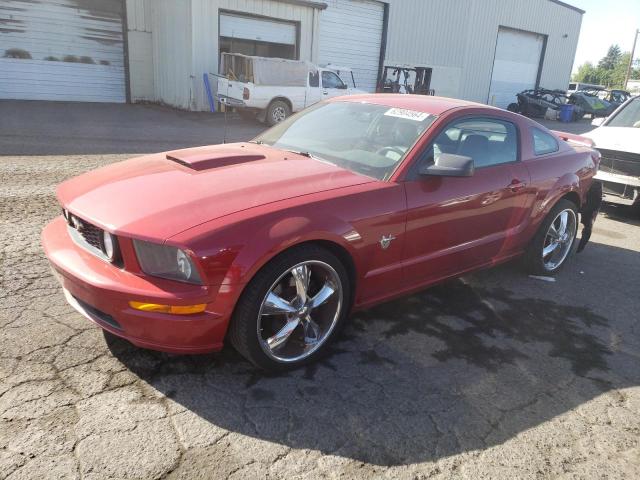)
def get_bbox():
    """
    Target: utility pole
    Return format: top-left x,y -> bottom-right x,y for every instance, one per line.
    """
624,29 -> 639,90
